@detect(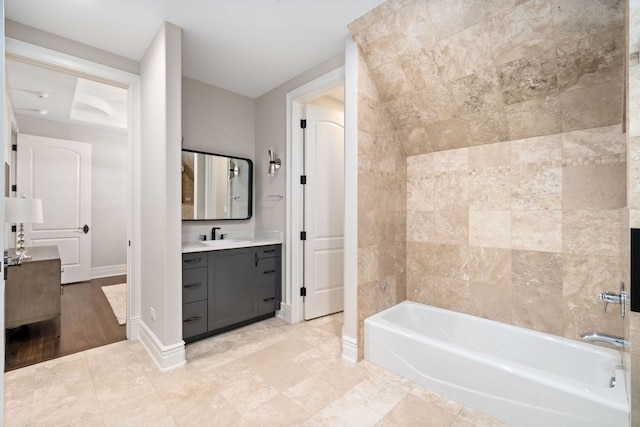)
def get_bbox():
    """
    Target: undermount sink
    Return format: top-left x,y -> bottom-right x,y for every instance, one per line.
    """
200,239 -> 250,246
